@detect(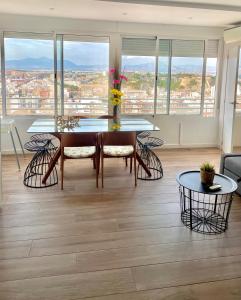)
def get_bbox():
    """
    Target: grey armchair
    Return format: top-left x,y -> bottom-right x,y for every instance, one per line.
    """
220,153 -> 241,195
